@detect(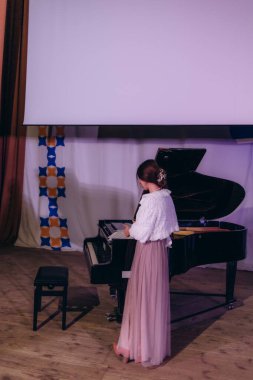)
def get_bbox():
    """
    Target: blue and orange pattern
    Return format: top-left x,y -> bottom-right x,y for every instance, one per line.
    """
38,126 -> 71,250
